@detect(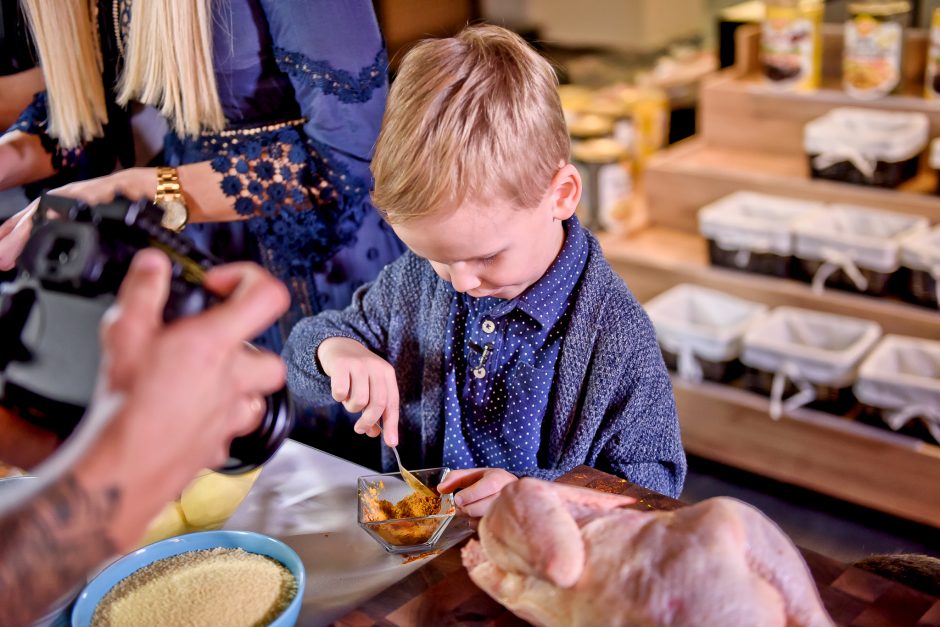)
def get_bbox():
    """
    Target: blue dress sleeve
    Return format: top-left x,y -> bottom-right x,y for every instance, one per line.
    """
261,0 -> 388,177
218,0 -> 389,268
188,0 -> 390,322
6,90 -> 121,196
6,91 -> 84,172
